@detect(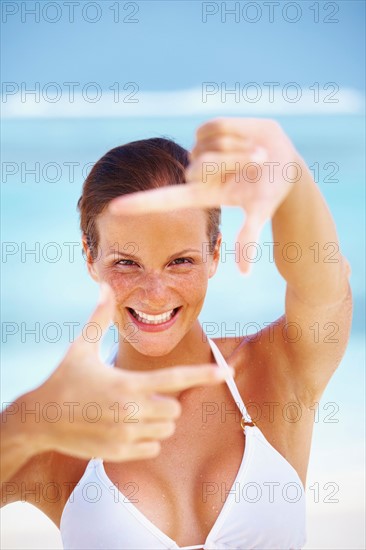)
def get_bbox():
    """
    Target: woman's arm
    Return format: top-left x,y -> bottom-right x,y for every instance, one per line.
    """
0,393 -> 47,484
1,284 -> 230,490
272,155 -> 351,302
108,118 -> 353,402
268,156 -> 352,403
